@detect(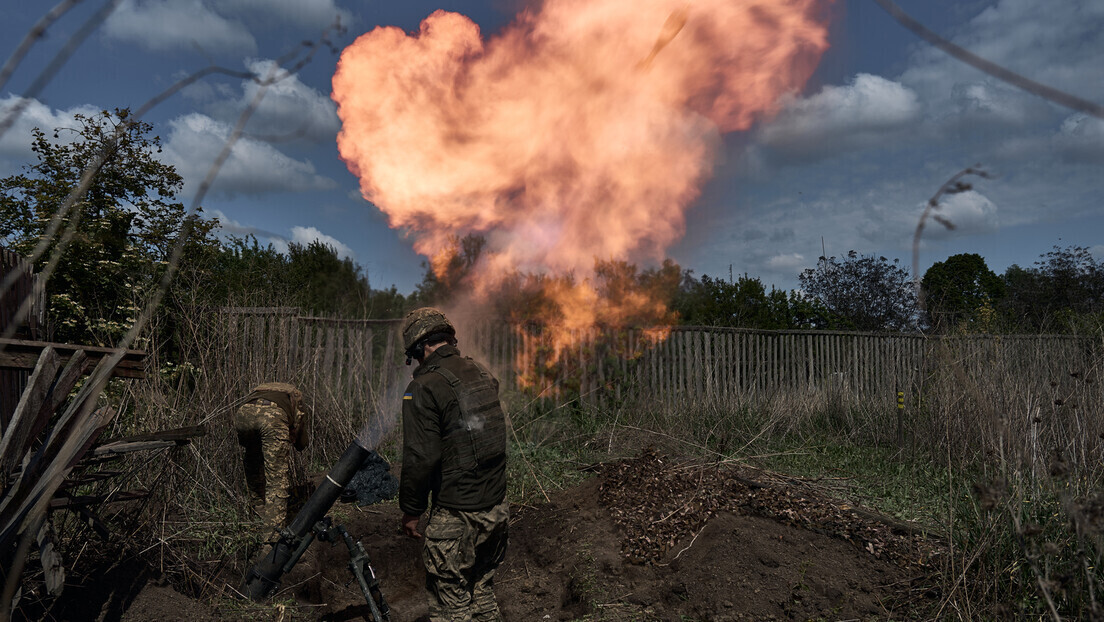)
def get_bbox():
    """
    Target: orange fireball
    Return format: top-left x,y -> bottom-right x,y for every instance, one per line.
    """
332,0 -> 831,353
